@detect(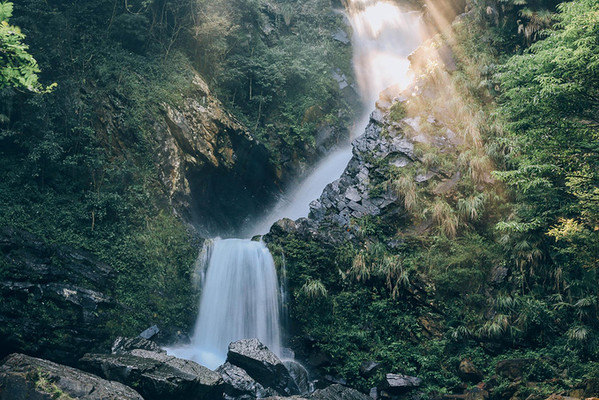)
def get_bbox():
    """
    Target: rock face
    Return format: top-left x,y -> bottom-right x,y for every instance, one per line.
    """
0,227 -> 116,364
80,350 -> 223,400
288,110 -> 410,242
156,72 -> 279,236
227,338 -> 301,396
0,353 -> 143,400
